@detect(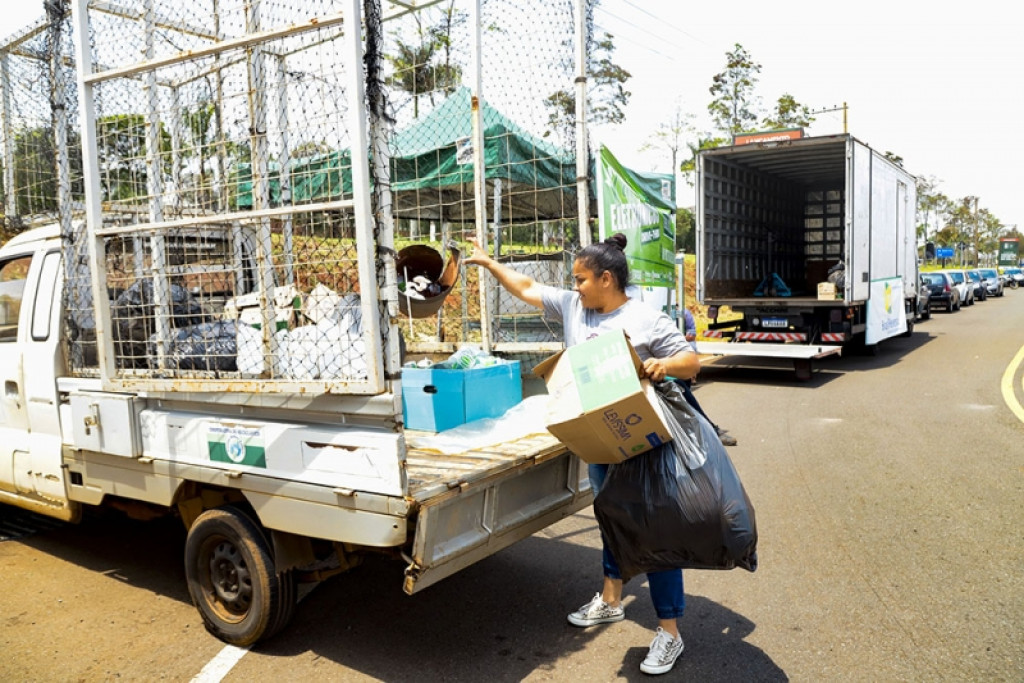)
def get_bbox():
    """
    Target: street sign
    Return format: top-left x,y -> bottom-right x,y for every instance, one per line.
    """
936,247 -> 954,259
